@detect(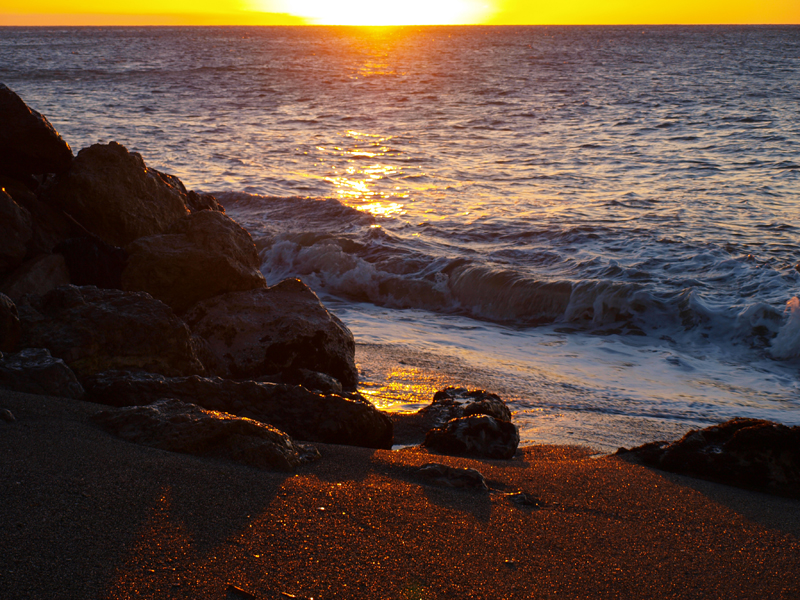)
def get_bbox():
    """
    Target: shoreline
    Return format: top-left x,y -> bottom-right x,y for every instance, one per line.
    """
3,389 -> 800,599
